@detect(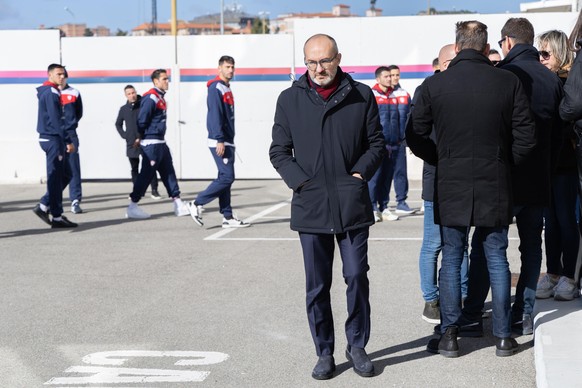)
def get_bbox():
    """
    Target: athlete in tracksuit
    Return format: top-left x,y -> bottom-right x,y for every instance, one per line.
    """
125,69 -> 188,219
32,64 -> 77,228
40,70 -> 84,213
187,55 -> 249,228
